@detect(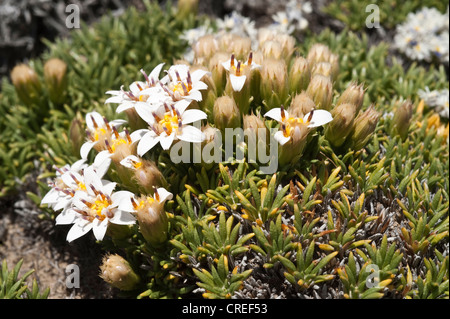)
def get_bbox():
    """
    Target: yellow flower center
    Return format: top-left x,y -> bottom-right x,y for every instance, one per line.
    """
94,128 -> 107,141
90,196 -> 111,221
158,111 -> 179,135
